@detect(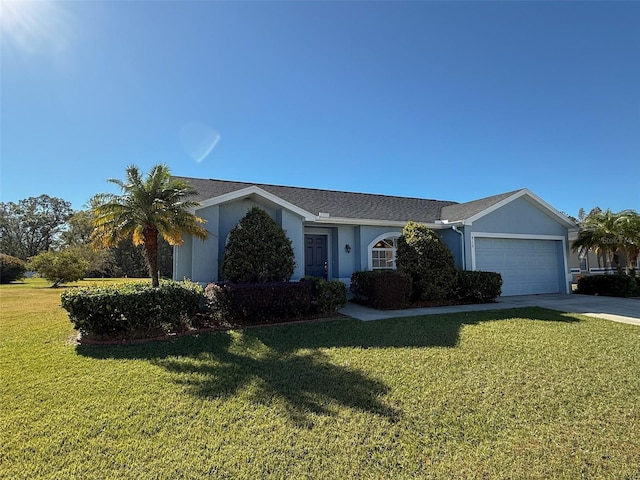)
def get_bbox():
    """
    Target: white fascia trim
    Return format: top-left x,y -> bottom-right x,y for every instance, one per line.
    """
191,186 -> 316,221
438,219 -> 464,226
469,232 -> 570,294
464,189 -> 577,228
308,217 -> 444,228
